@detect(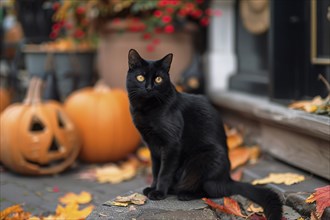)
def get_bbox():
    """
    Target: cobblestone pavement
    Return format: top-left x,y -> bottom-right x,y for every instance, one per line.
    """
0,163 -> 146,216
1,159 -> 328,219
